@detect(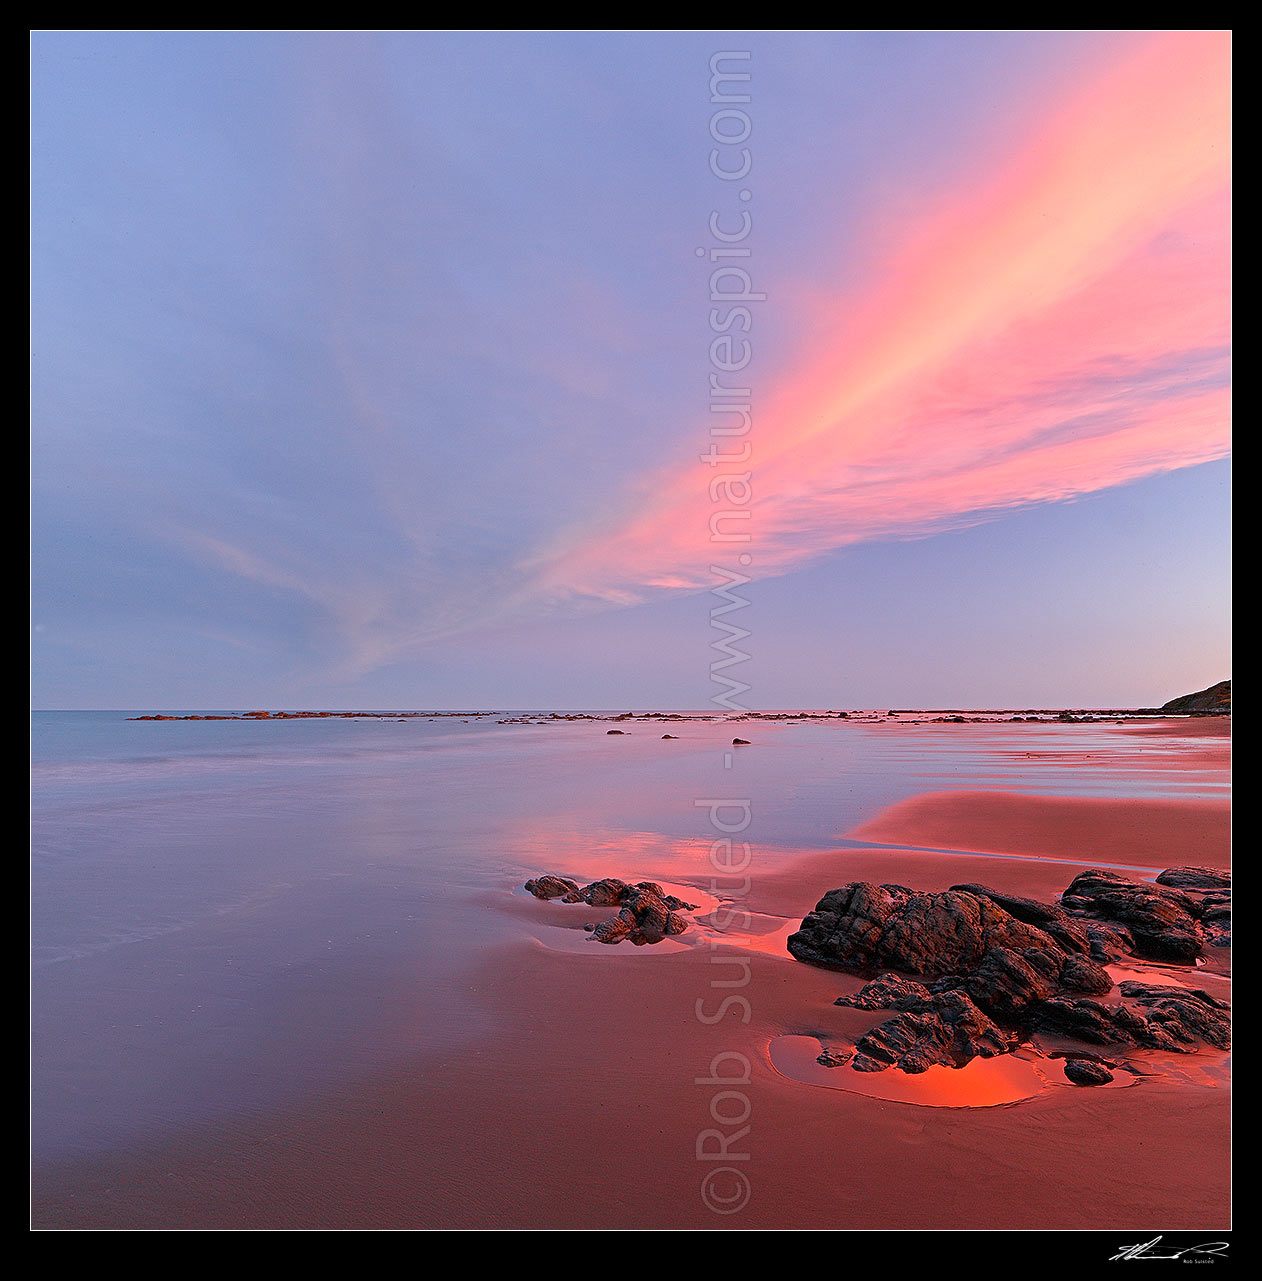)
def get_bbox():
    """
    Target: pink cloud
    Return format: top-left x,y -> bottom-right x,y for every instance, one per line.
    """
537,31 -> 1230,605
